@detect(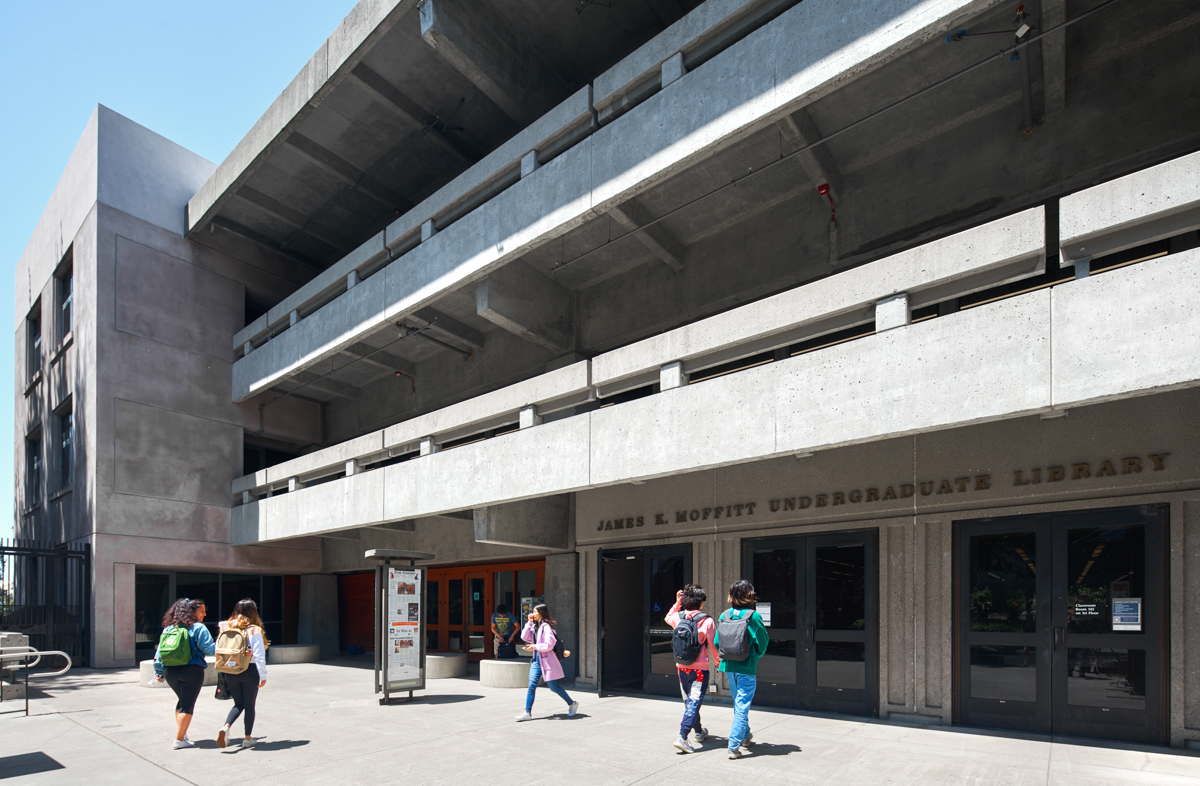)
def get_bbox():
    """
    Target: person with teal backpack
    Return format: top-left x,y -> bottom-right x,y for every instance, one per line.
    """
154,598 -> 216,749
715,580 -> 769,760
